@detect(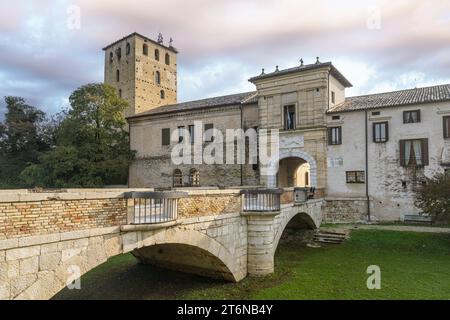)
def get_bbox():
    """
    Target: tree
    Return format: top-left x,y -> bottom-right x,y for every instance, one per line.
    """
0,97 -> 49,188
413,172 -> 450,223
21,83 -> 134,188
